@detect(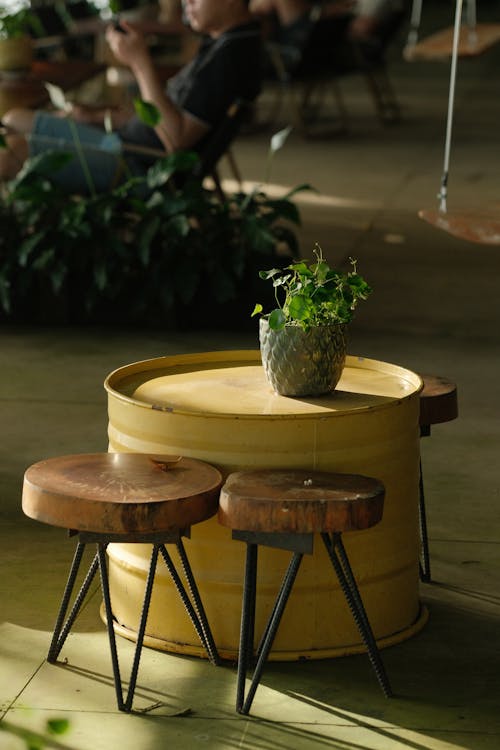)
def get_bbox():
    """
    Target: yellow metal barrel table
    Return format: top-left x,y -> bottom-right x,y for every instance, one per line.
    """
104,351 -> 427,660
